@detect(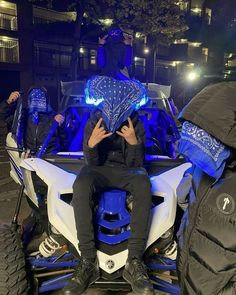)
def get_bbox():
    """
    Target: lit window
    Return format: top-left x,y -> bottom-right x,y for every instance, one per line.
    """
189,42 -> 201,47
0,1 -> 17,30
176,1 -> 189,12
98,18 -> 113,26
90,49 -> 96,65
174,39 -> 188,44
191,7 -> 202,16
33,6 -> 76,24
134,56 -> 145,77
205,8 -> 212,25
0,36 -> 19,63
202,47 -> 208,62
